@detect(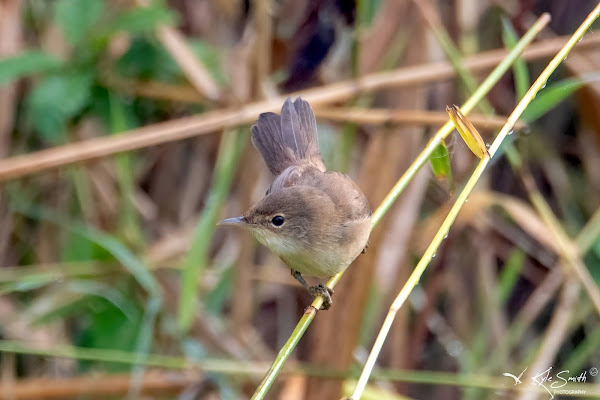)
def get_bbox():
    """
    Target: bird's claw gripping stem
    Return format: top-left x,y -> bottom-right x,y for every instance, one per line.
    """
308,284 -> 334,310
292,270 -> 334,310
